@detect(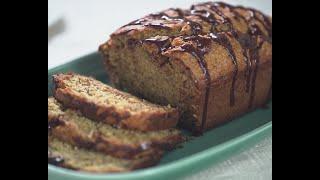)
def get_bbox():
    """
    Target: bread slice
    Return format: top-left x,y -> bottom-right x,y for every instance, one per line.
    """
53,73 -> 180,131
48,98 -> 184,159
48,136 -> 161,173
